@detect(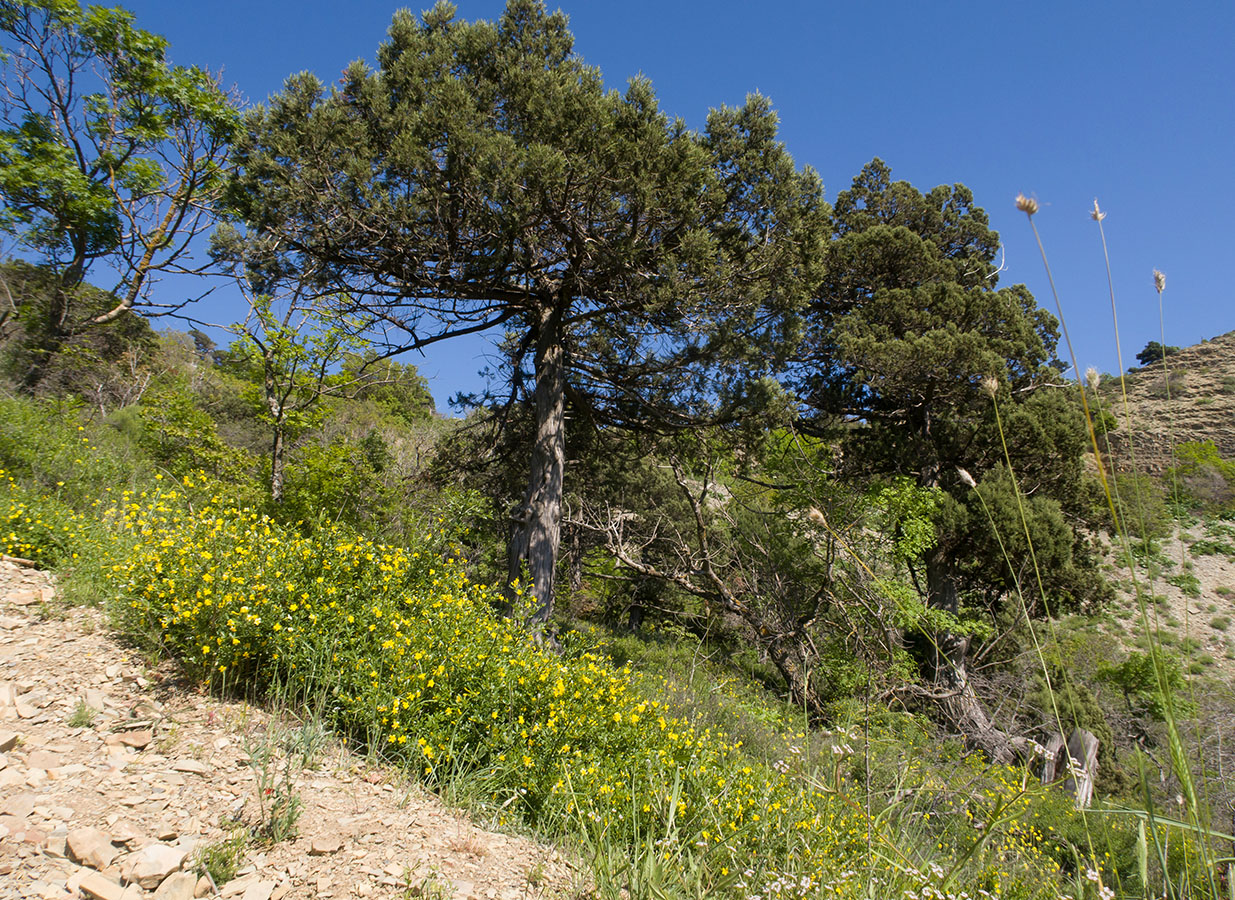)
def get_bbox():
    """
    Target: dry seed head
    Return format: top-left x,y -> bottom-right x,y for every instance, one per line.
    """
957,468 -> 977,489
1154,269 -> 1166,294
806,507 -> 827,527
1015,193 -> 1039,216
981,375 -> 1000,398
1090,199 -> 1106,222
1086,367 -> 1101,391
